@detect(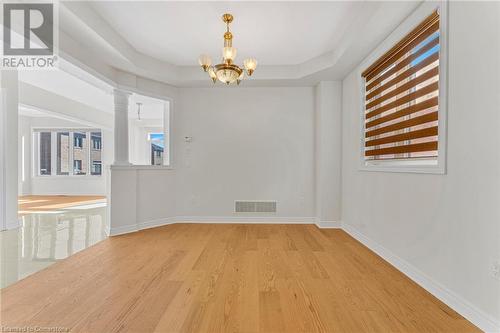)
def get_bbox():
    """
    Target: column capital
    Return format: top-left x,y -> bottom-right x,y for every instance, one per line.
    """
113,88 -> 132,97
114,89 -> 131,112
